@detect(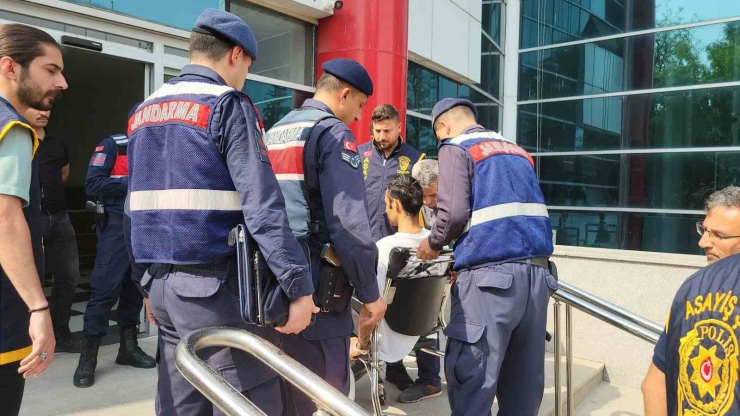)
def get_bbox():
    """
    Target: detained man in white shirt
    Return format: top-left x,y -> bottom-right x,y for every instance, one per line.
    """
350,174 -> 445,400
